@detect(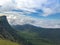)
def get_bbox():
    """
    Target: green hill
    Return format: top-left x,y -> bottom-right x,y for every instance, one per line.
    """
13,24 -> 60,45
0,38 -> 20,45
